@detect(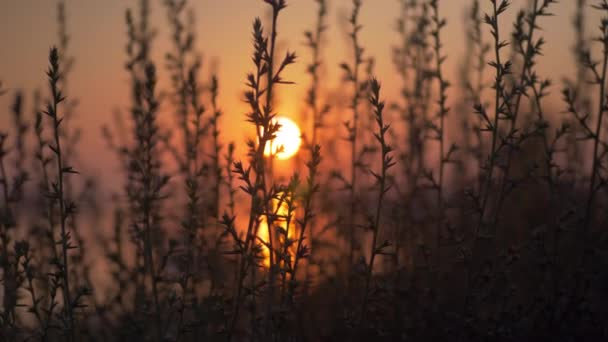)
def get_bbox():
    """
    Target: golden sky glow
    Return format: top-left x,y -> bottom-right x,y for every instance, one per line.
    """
0,0 -> 600,192
258,191 -> 295,268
